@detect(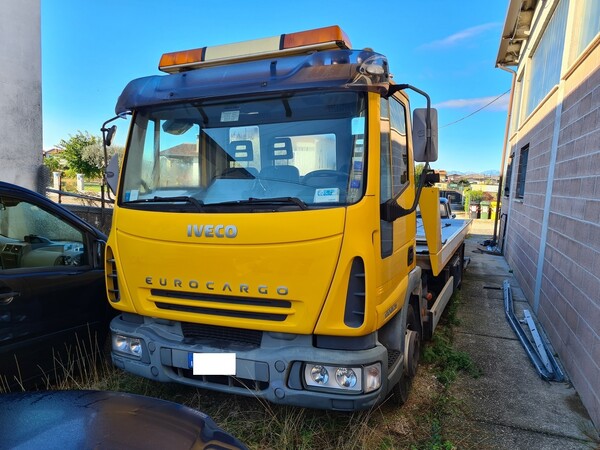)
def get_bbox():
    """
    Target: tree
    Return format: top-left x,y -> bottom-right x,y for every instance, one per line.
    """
81,142 -> 124,175
415,163 -> 425,185
457,179 -> 471,189
42,154 -> 65,173
58,132 -> 102,178
56,131 -> 124,180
